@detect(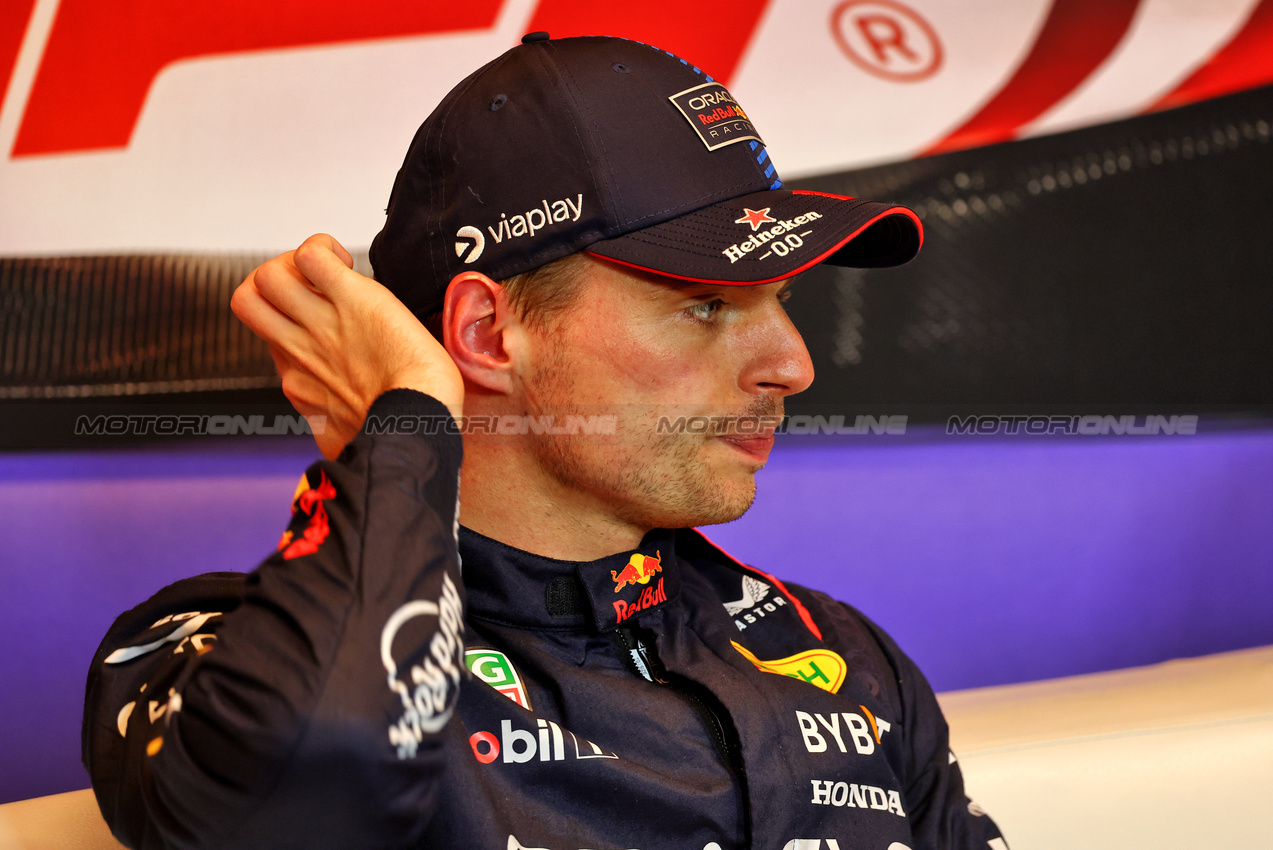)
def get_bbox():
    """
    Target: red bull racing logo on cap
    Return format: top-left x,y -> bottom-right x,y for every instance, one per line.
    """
669,82 -> 763,152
